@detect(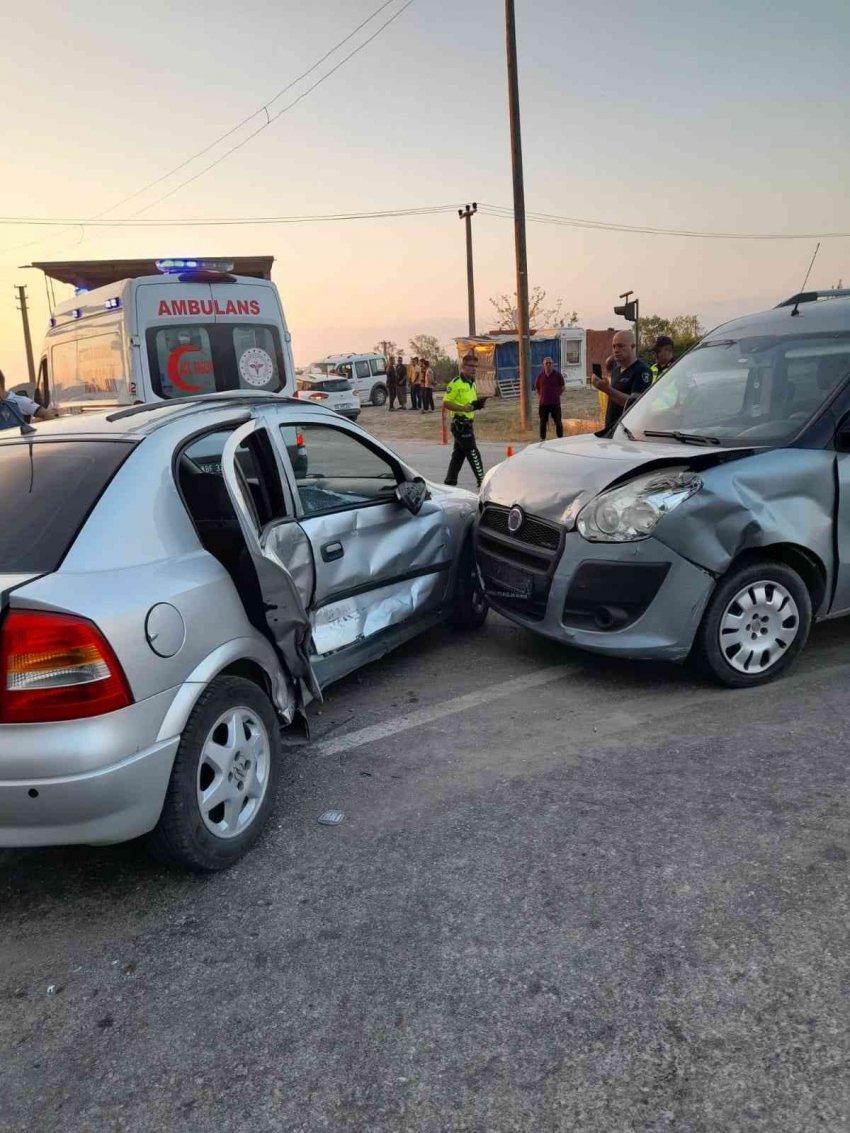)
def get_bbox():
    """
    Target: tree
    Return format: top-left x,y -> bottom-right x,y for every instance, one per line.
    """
488,286 -> 578,332
408,334 -> 448,363
638,314 -> 703,359
373,340 -> 398,360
